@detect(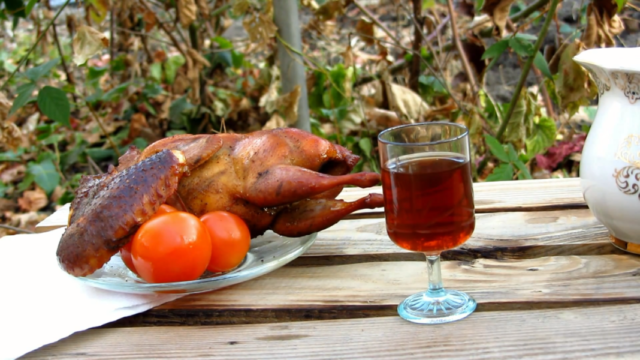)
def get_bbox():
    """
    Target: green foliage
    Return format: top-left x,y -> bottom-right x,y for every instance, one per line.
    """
27,159 -> 60,195
525,116 -> 557,159
23,59 -> 60,82
484,134 -> 532,181
9,82 -> 36,114
37,86 -> 71,127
